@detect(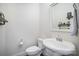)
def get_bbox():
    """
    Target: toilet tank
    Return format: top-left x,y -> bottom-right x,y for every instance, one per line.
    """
37,38 -> 44,49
